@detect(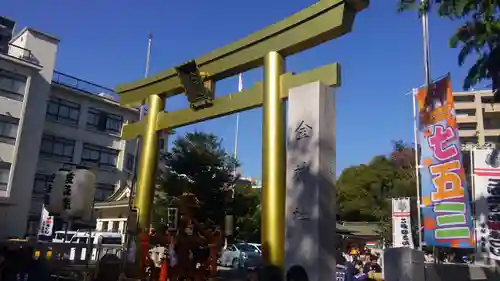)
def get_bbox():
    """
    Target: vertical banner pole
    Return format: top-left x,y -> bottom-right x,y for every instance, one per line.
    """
470,147 -> 477,262
421,0 -> 432,88
412,88 -> 424,251
420,0 -> 433,257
